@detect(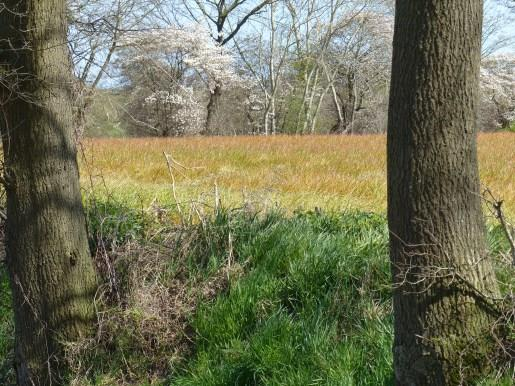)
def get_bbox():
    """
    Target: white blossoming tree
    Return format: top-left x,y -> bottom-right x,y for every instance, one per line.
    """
479,54 -> 515,130
118,25 -> 245,136
168,0 -> 274,133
